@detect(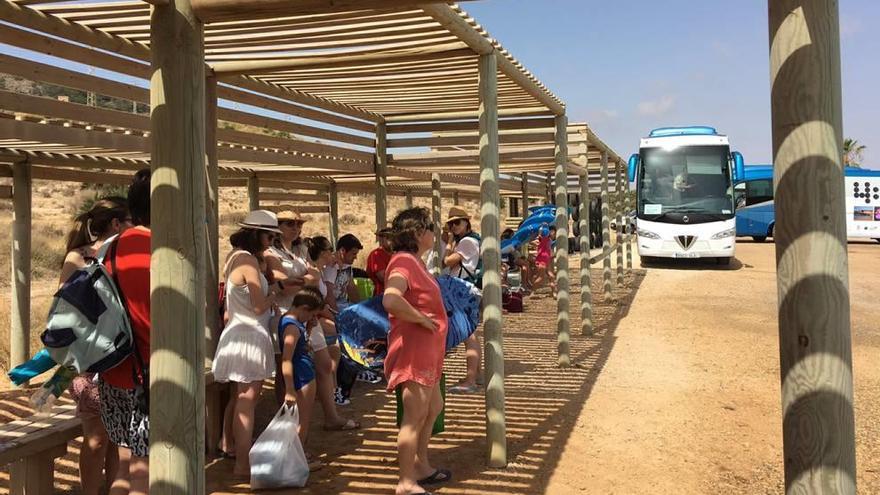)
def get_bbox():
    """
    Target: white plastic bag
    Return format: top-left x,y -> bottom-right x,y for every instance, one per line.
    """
249,404 -> 310,489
